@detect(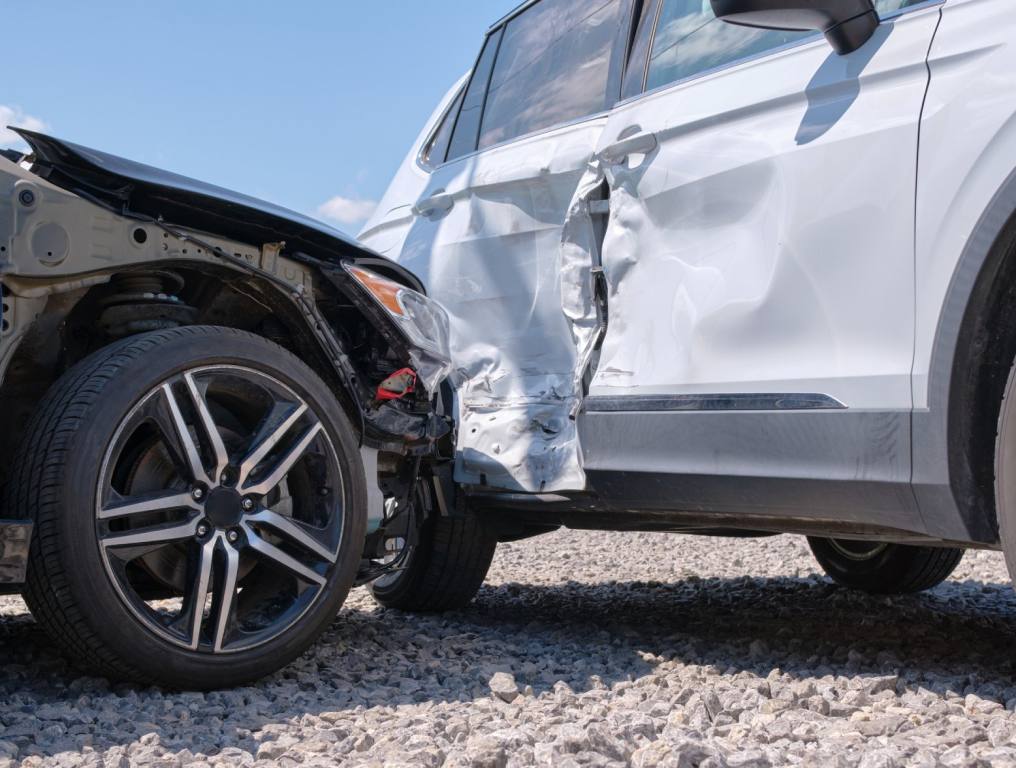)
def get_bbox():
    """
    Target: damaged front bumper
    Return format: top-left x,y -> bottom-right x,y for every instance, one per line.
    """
0,520 -> 31,588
